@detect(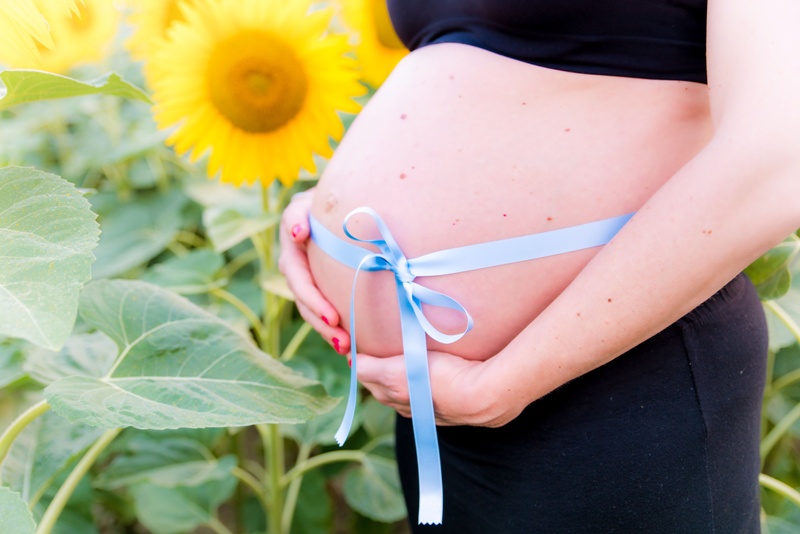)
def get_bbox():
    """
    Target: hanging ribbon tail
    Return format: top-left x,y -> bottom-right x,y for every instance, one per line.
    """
334,253 -> 386,446
397,278 -> 444,525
